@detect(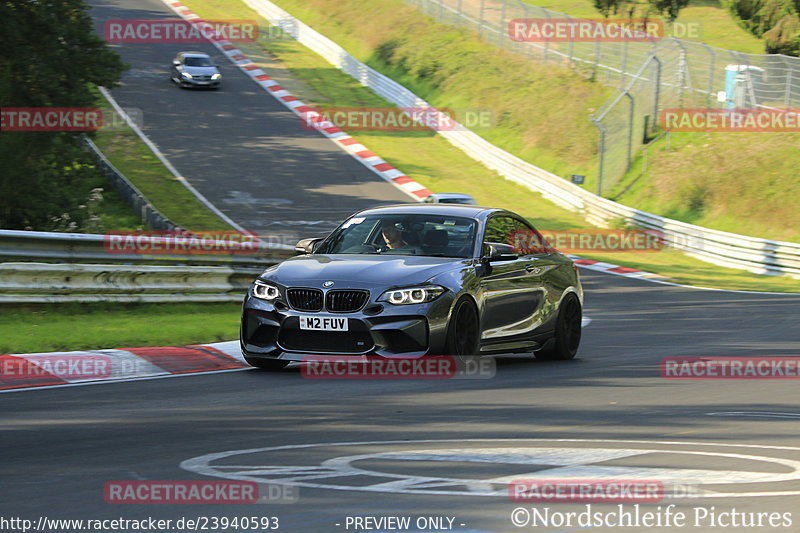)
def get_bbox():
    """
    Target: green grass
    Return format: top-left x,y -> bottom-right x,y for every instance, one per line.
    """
0,302 -> 241,354
519,0 -> 766,52
176,0 -> 800,293
93,105 -> 232,231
